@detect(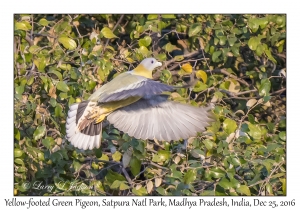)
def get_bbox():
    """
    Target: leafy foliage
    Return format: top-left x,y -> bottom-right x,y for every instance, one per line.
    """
14,14 -> 286,196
